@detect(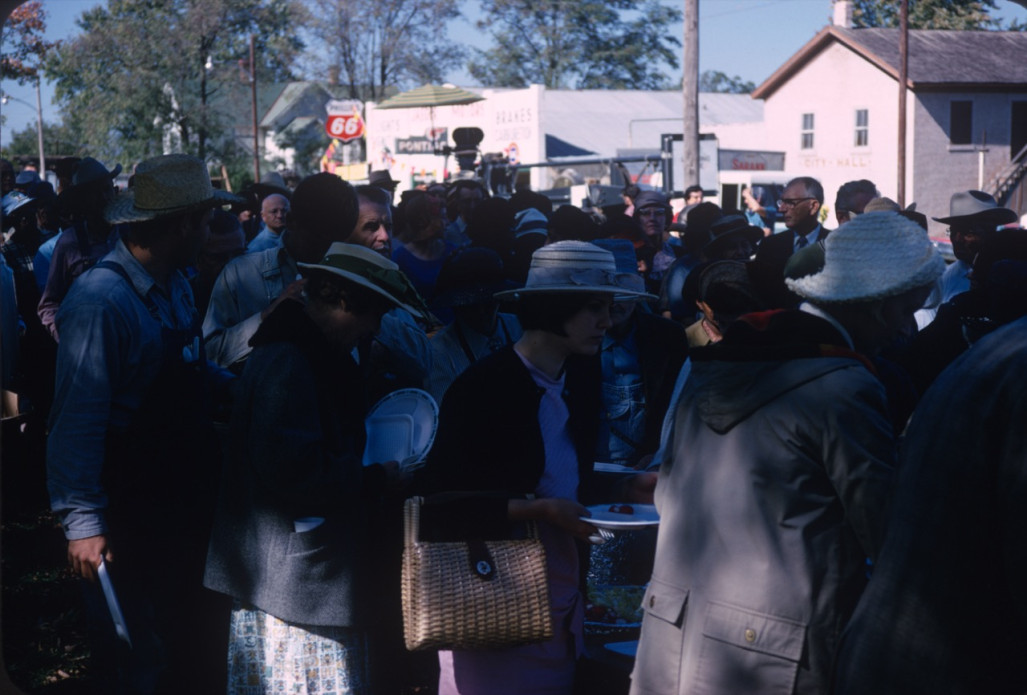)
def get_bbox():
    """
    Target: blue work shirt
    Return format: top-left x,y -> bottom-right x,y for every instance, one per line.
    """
47,239 -> 199,540
245,223 -> 284,254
